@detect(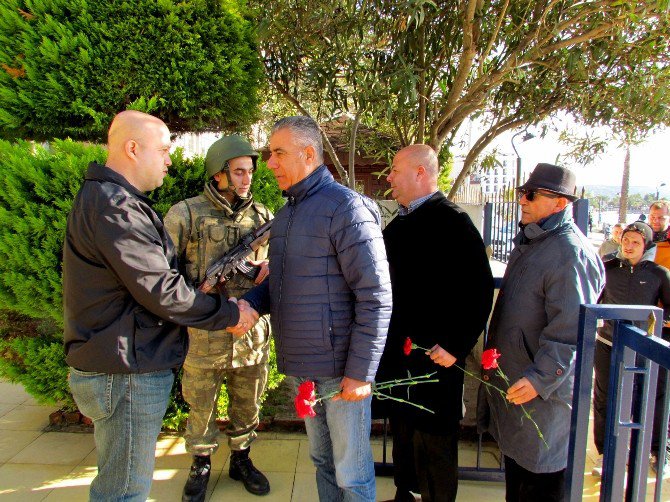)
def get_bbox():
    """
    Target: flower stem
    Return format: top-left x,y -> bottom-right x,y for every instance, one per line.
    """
518,404 -> 549,449
452,364 -> 507,400
373,391 -> 436,414
453,364 -> 549,450
412,343 -> 431,352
